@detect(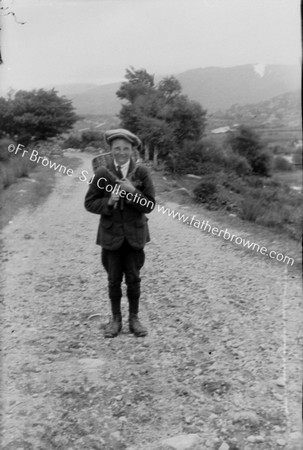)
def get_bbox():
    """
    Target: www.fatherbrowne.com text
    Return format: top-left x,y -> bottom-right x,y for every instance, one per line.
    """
8,143 -> 295,265
157,204 -> 295,266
